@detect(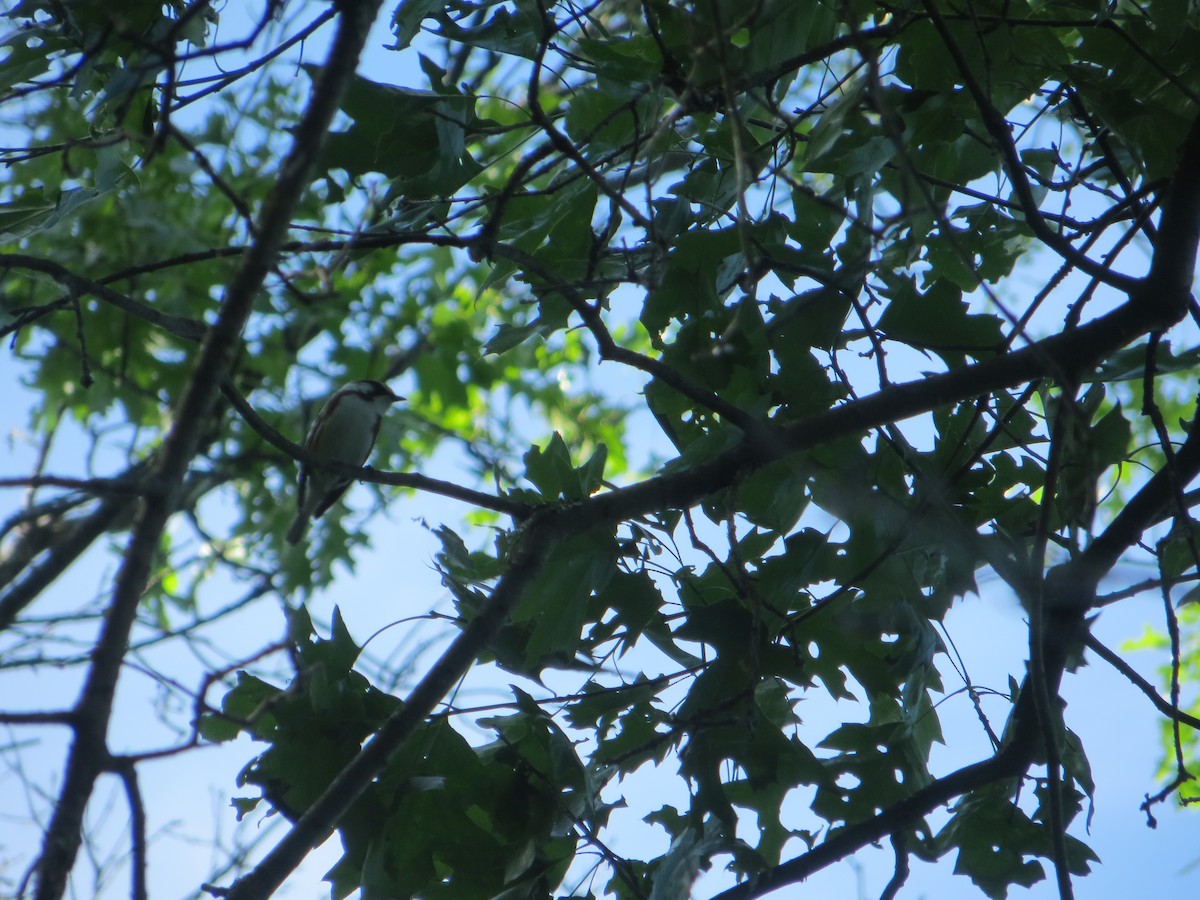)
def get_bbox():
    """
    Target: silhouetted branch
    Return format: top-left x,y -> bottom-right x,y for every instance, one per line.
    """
1085,634 -> 1200,731
30,2 -> 386,896
0,254 -> 207,343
